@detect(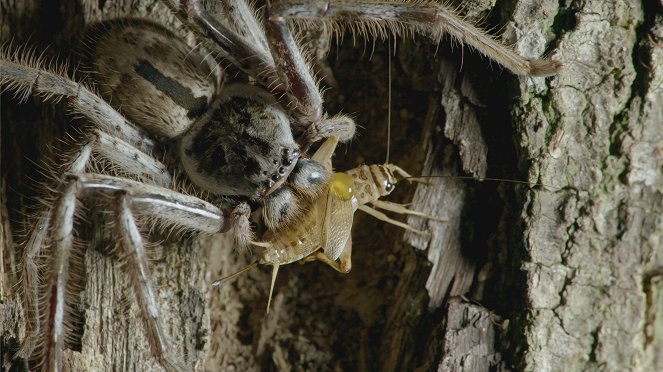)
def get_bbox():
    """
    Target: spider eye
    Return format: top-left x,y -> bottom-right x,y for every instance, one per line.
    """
384,182 -> 394,192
